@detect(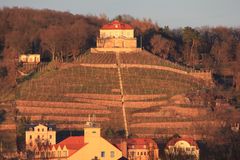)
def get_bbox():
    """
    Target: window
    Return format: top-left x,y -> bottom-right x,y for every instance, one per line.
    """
38,128 -> 40,132
57,151 -> 61,157
42,128 -> 44,132
50,135 -> 52,139
52,151 -> 55,157
29,135 -> 32,139
63,151 -> 67,157
101,151 -> 105,157
110,151 -> 115,158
